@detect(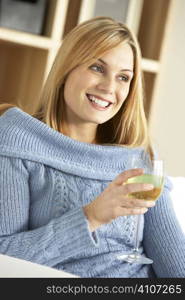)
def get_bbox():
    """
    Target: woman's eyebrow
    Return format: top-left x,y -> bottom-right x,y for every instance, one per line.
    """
97,58 -> 133,73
